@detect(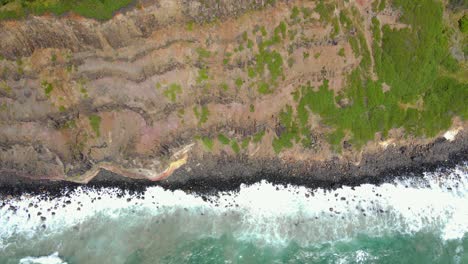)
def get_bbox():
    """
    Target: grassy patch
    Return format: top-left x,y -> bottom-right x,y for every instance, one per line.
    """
88,114 -> 101,137
257,82 -> 272,94
290,6 -> 300,21
217,134 -> 230,145
42,81 -> 53,97
273,0 -> 468,153
201,136 -> 214,151
193,105 -> 210,125
162,83 -> 182,102
338,48 -> 345,57
196,47 -> 211,59
0,81 -> 12,95
459,15 -> 468,33
339,11 -> 352,30
196,68 -> 209,84
241,137 -> 250,149
231,140 -> 240,154
51,53 -> 57,63
250,104 -> 255,112
235,77 -> 244,88
0,0 -> 134,21
315,0 -> 334,23
220,83 -> 229,91
252,130 -> 265,143
331,17 -> 340,38
186,21 -> 194,31
255,49 -> 284,83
